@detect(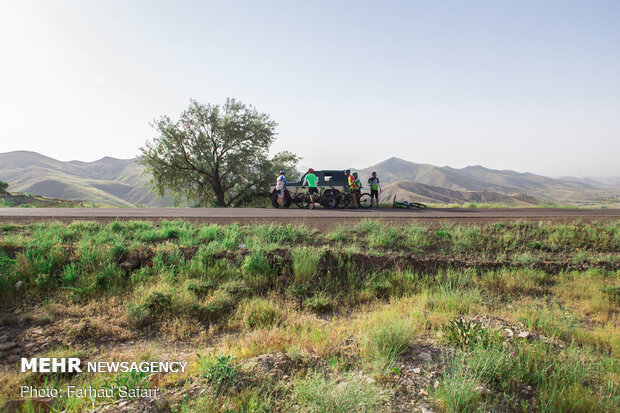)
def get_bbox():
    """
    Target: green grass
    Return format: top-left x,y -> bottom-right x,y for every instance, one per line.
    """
0,220 -> 617,412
